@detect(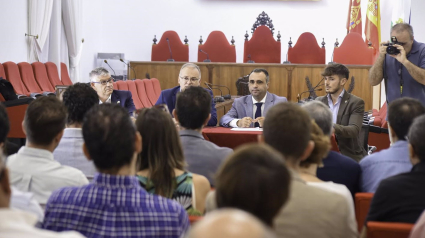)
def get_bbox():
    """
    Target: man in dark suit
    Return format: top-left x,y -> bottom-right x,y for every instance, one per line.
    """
316,64 -> 367,161
155,63 -> 217,126
90,67 -> 135,115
